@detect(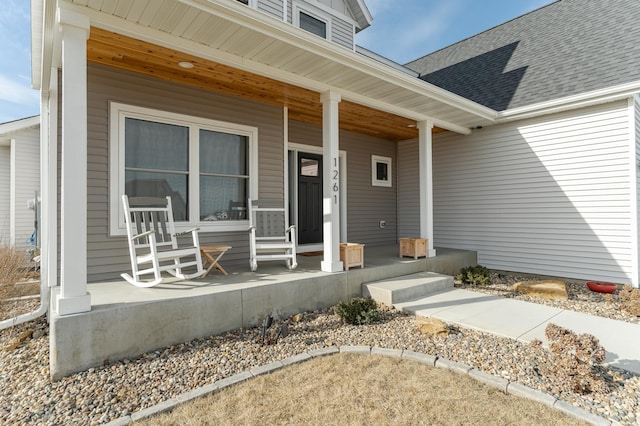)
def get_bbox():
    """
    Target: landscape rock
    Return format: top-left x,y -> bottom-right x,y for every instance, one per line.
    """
512,280 -> 568,300
415,317 -> 449,336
